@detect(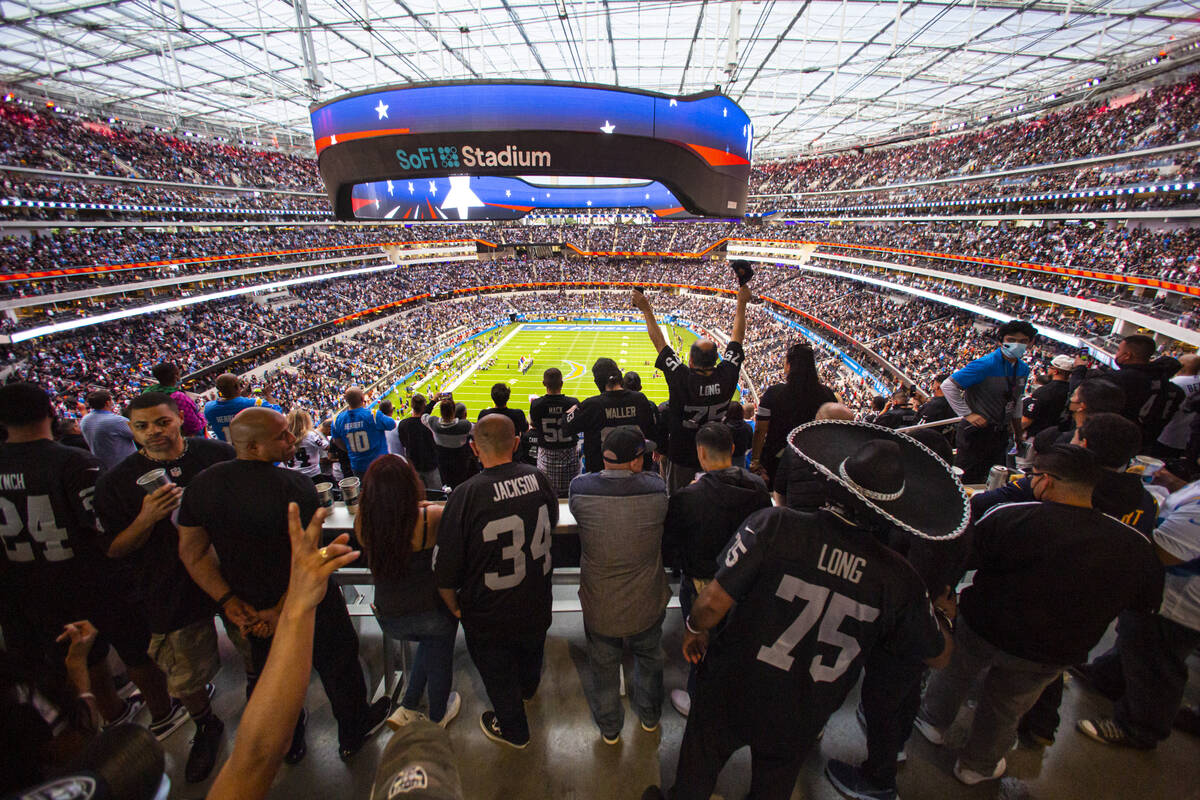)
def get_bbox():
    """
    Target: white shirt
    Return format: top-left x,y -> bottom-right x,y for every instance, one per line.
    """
1152,481 -> 1200,631
384,419 -> 405,456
